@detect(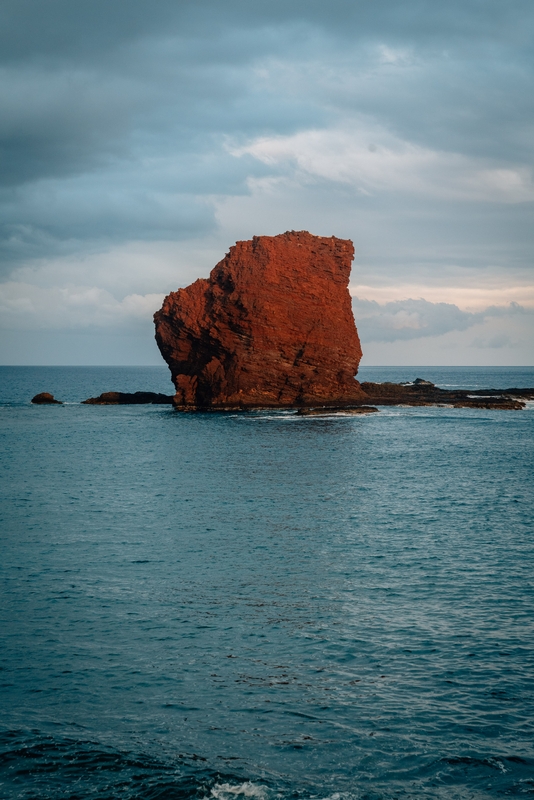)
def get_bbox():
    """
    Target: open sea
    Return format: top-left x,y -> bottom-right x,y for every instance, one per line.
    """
1,365 -> 533,800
